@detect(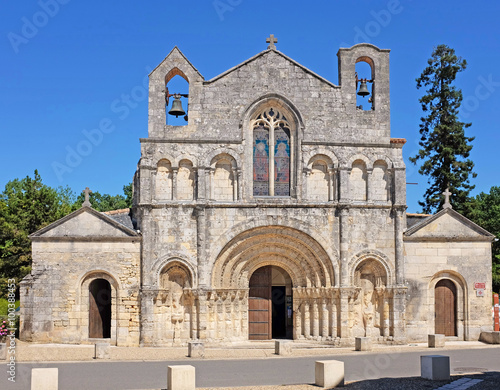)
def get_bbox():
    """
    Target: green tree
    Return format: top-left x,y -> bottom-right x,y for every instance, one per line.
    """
467,186 -> 500,293
0,170 -> 74,297
410,44 -> 476,214
72,183 -> 133,212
